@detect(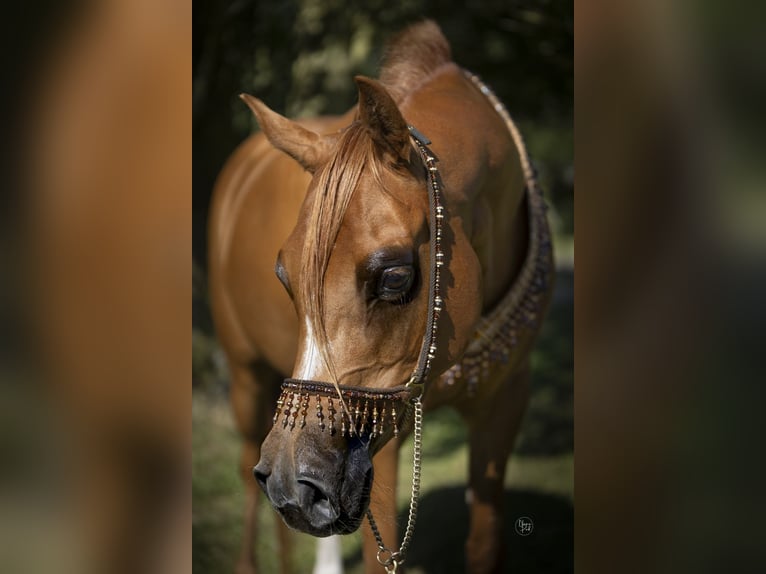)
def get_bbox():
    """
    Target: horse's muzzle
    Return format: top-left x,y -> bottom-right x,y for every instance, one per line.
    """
253,437 -> 374,536
254,464 -> 338,535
